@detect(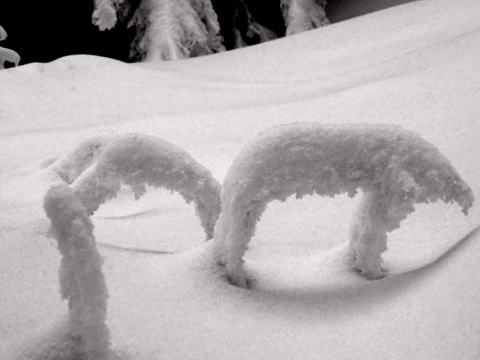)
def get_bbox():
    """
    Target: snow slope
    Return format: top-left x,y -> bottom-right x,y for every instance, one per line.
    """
1,0 -> 480,358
